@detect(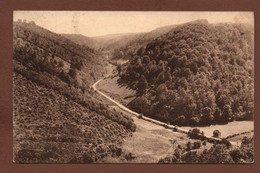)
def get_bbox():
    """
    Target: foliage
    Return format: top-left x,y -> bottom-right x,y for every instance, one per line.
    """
158,137 -> 254,163
213,130 -> 221,138
120,20 -> 254,126
13,21 -> 136,163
